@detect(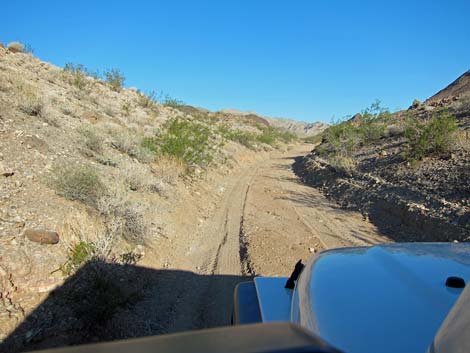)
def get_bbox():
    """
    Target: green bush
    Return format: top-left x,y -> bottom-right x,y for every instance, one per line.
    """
151,117 -> 215,166
404,110 -> 458,161
50,164 -> 106,207
256,127 -> 297,146
104,68 -> 125,92
64,241 -> 95,274
218,125 -> 257,149
322,101 -> 391,156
